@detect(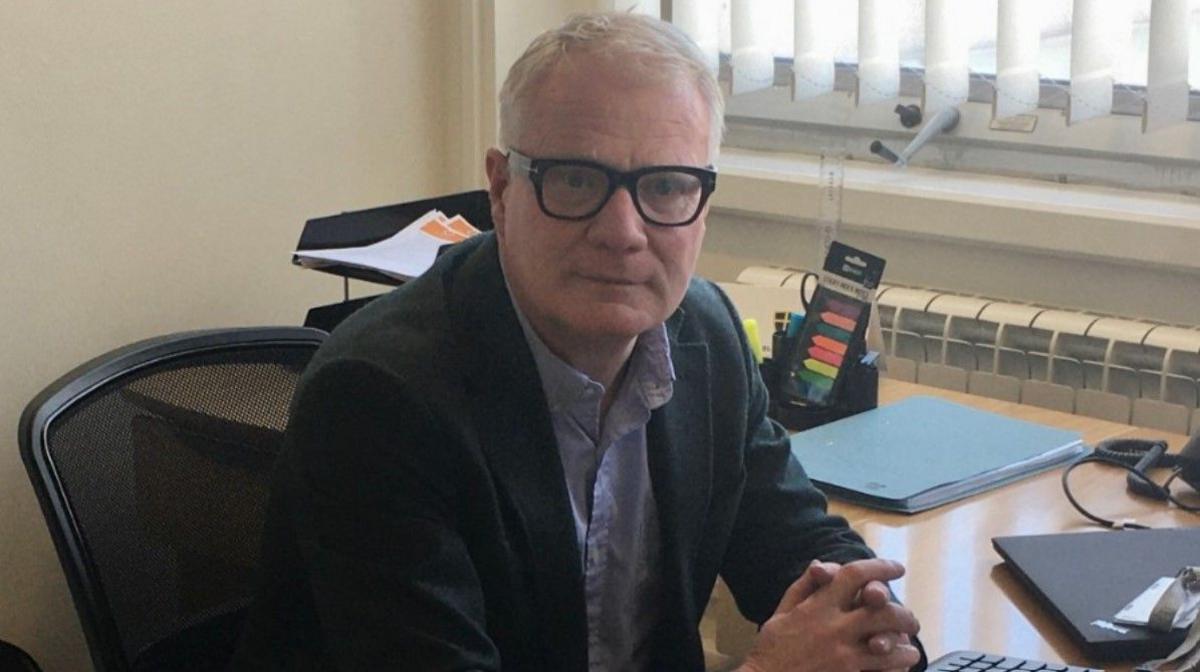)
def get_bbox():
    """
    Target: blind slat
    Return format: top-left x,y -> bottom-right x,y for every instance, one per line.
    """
1144,0 -> 1191,131
924,0 -> 970,116
673,0 -> 721,75
858,0 -> 899,105
731,0 -> 774,95
1069,0 -> 1132,124
995,0 -> 1041,118
792,0 -> 834,100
